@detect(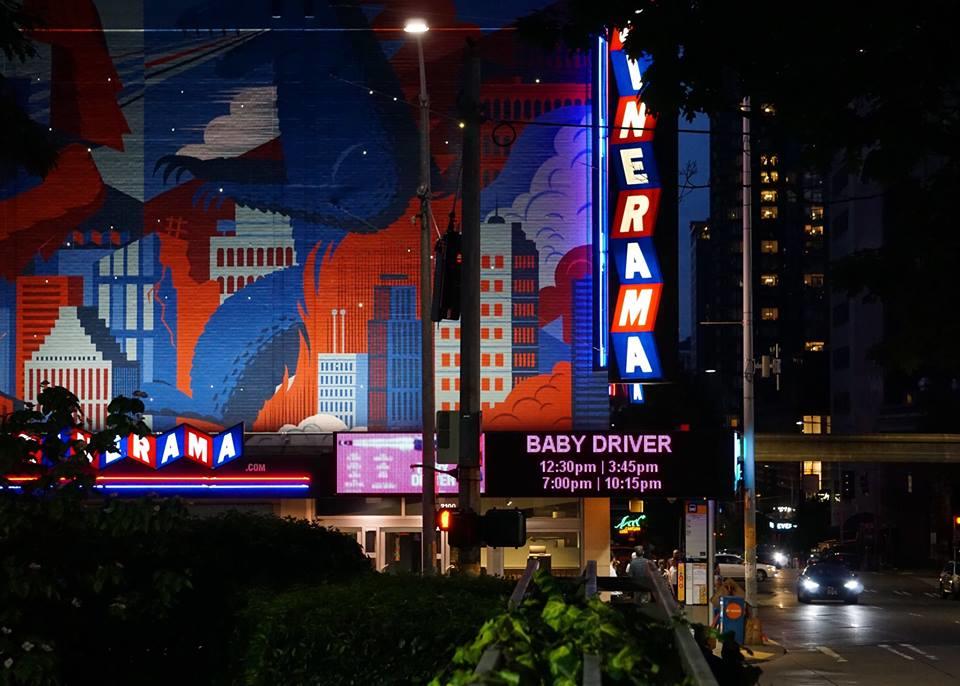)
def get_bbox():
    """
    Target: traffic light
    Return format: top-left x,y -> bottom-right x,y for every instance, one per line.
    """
436,507 -> 526,548
481,508 -> 527,548
954,515 -> 960,527
436,508 -> 480,548
431,225 -> 461,322
841,470 -> 855,501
